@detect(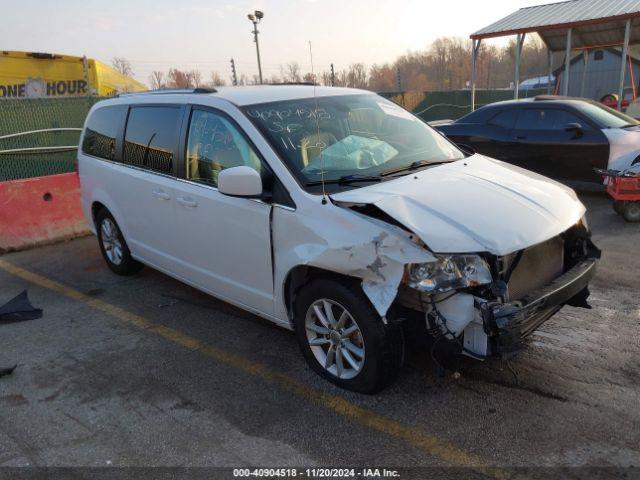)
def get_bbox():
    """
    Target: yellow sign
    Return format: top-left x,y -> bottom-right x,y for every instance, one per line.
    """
0,51 -> 147,98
